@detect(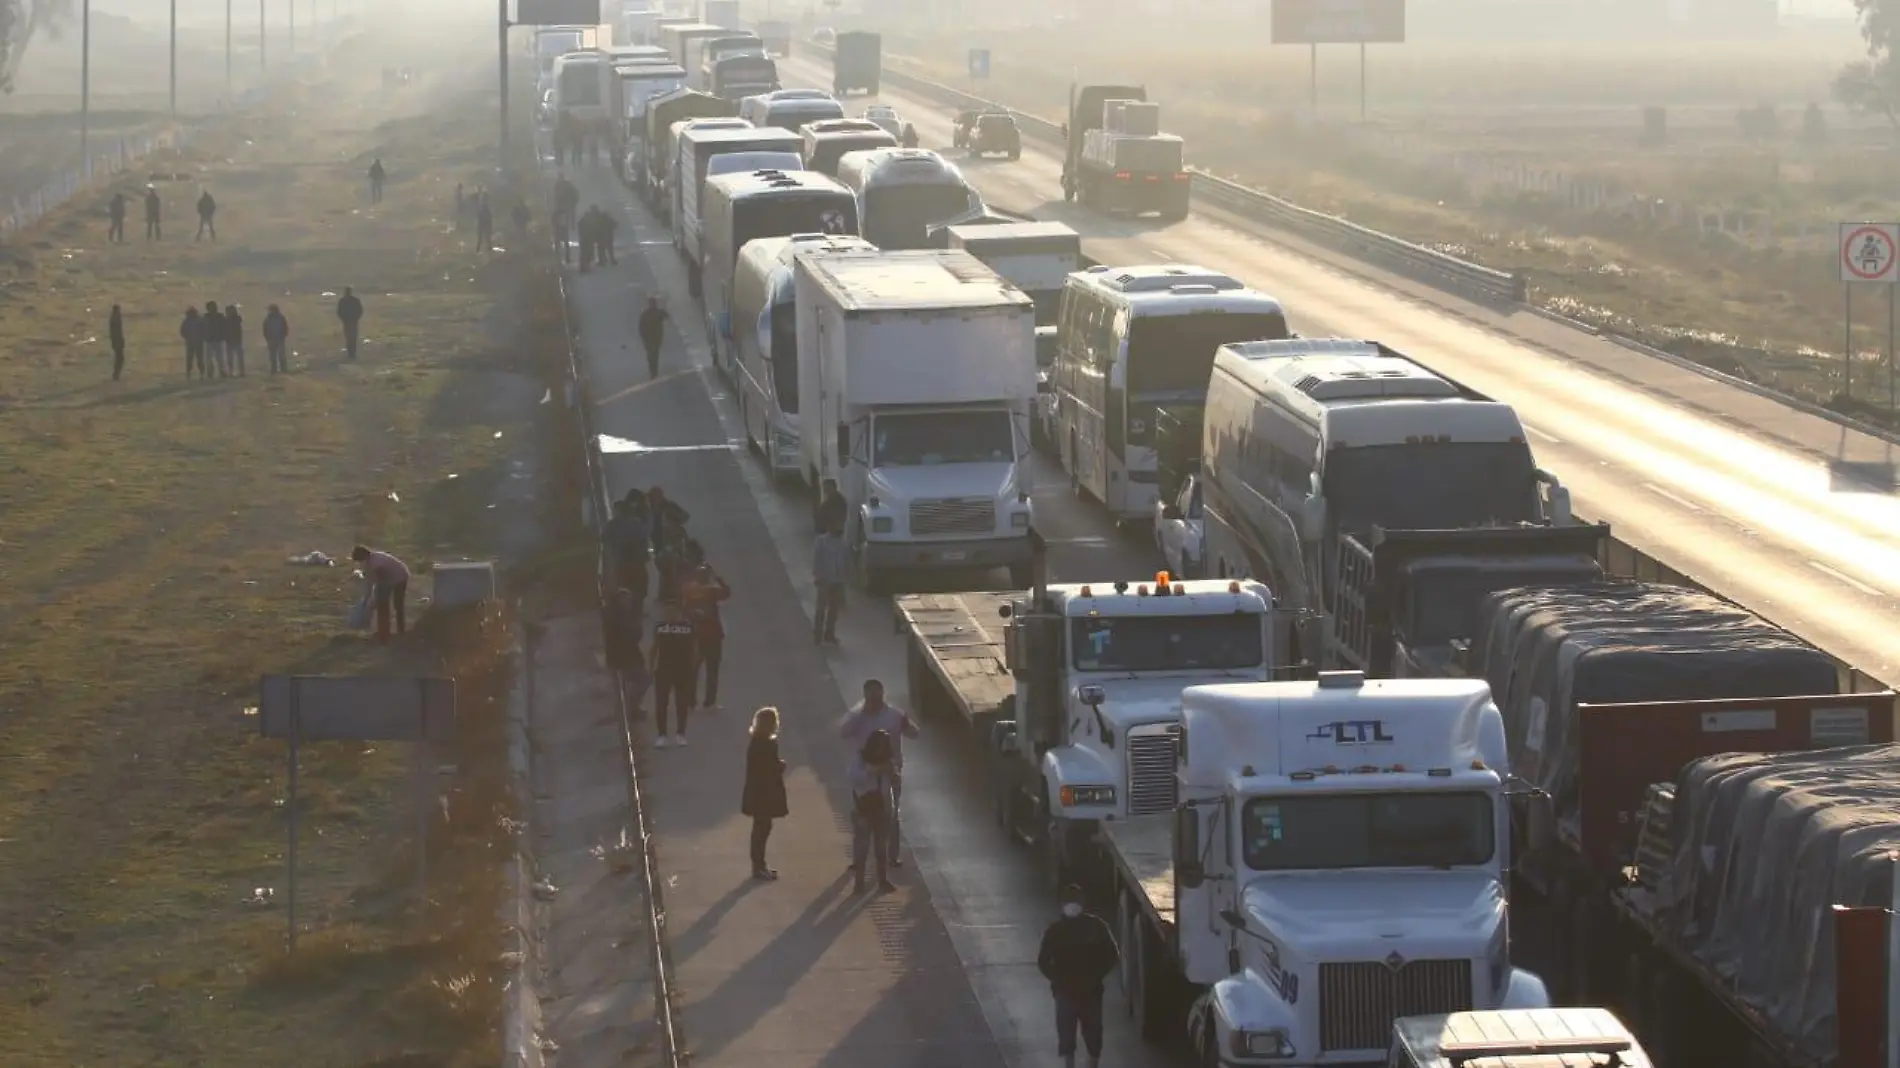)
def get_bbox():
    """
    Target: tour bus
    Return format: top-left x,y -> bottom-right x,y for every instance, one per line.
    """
702,172 -> 859,379
1052,264 -> 1289,523
1199,338 -> 1550,616
801,119 -> 897,177
739,89 -> 846,133
551,50 -> 614,128
671,125 -> 805,289
731,234 -> 879,479
834,148 -> 982,250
